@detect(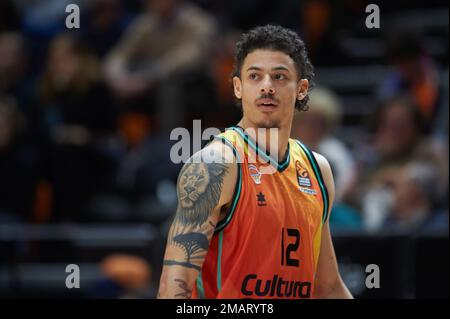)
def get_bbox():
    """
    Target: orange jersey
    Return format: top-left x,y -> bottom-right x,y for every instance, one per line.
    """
191,126 -> 329,299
